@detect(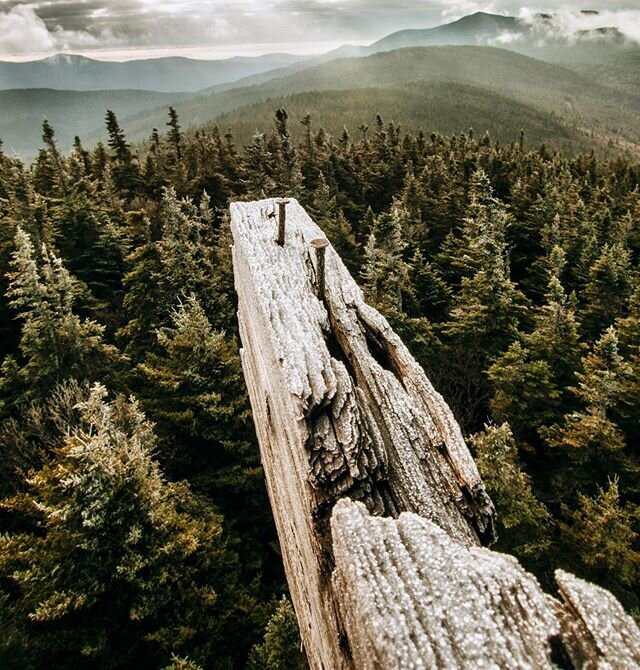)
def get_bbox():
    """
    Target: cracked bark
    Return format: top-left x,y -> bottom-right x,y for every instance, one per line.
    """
231,198 -> 640,670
